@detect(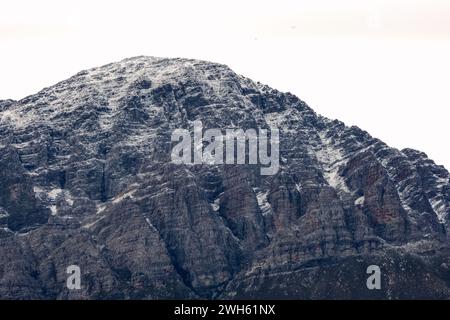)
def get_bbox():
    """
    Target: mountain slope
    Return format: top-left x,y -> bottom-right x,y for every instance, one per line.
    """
0,56 -> 449,299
